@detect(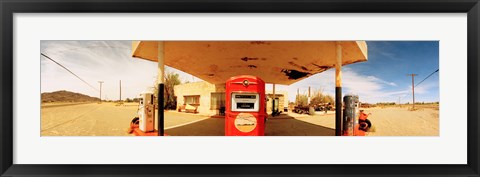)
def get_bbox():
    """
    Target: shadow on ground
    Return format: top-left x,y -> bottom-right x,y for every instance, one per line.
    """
265,117 -> 335,136
166,118 -> 225,136
165,114 -> 334,136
